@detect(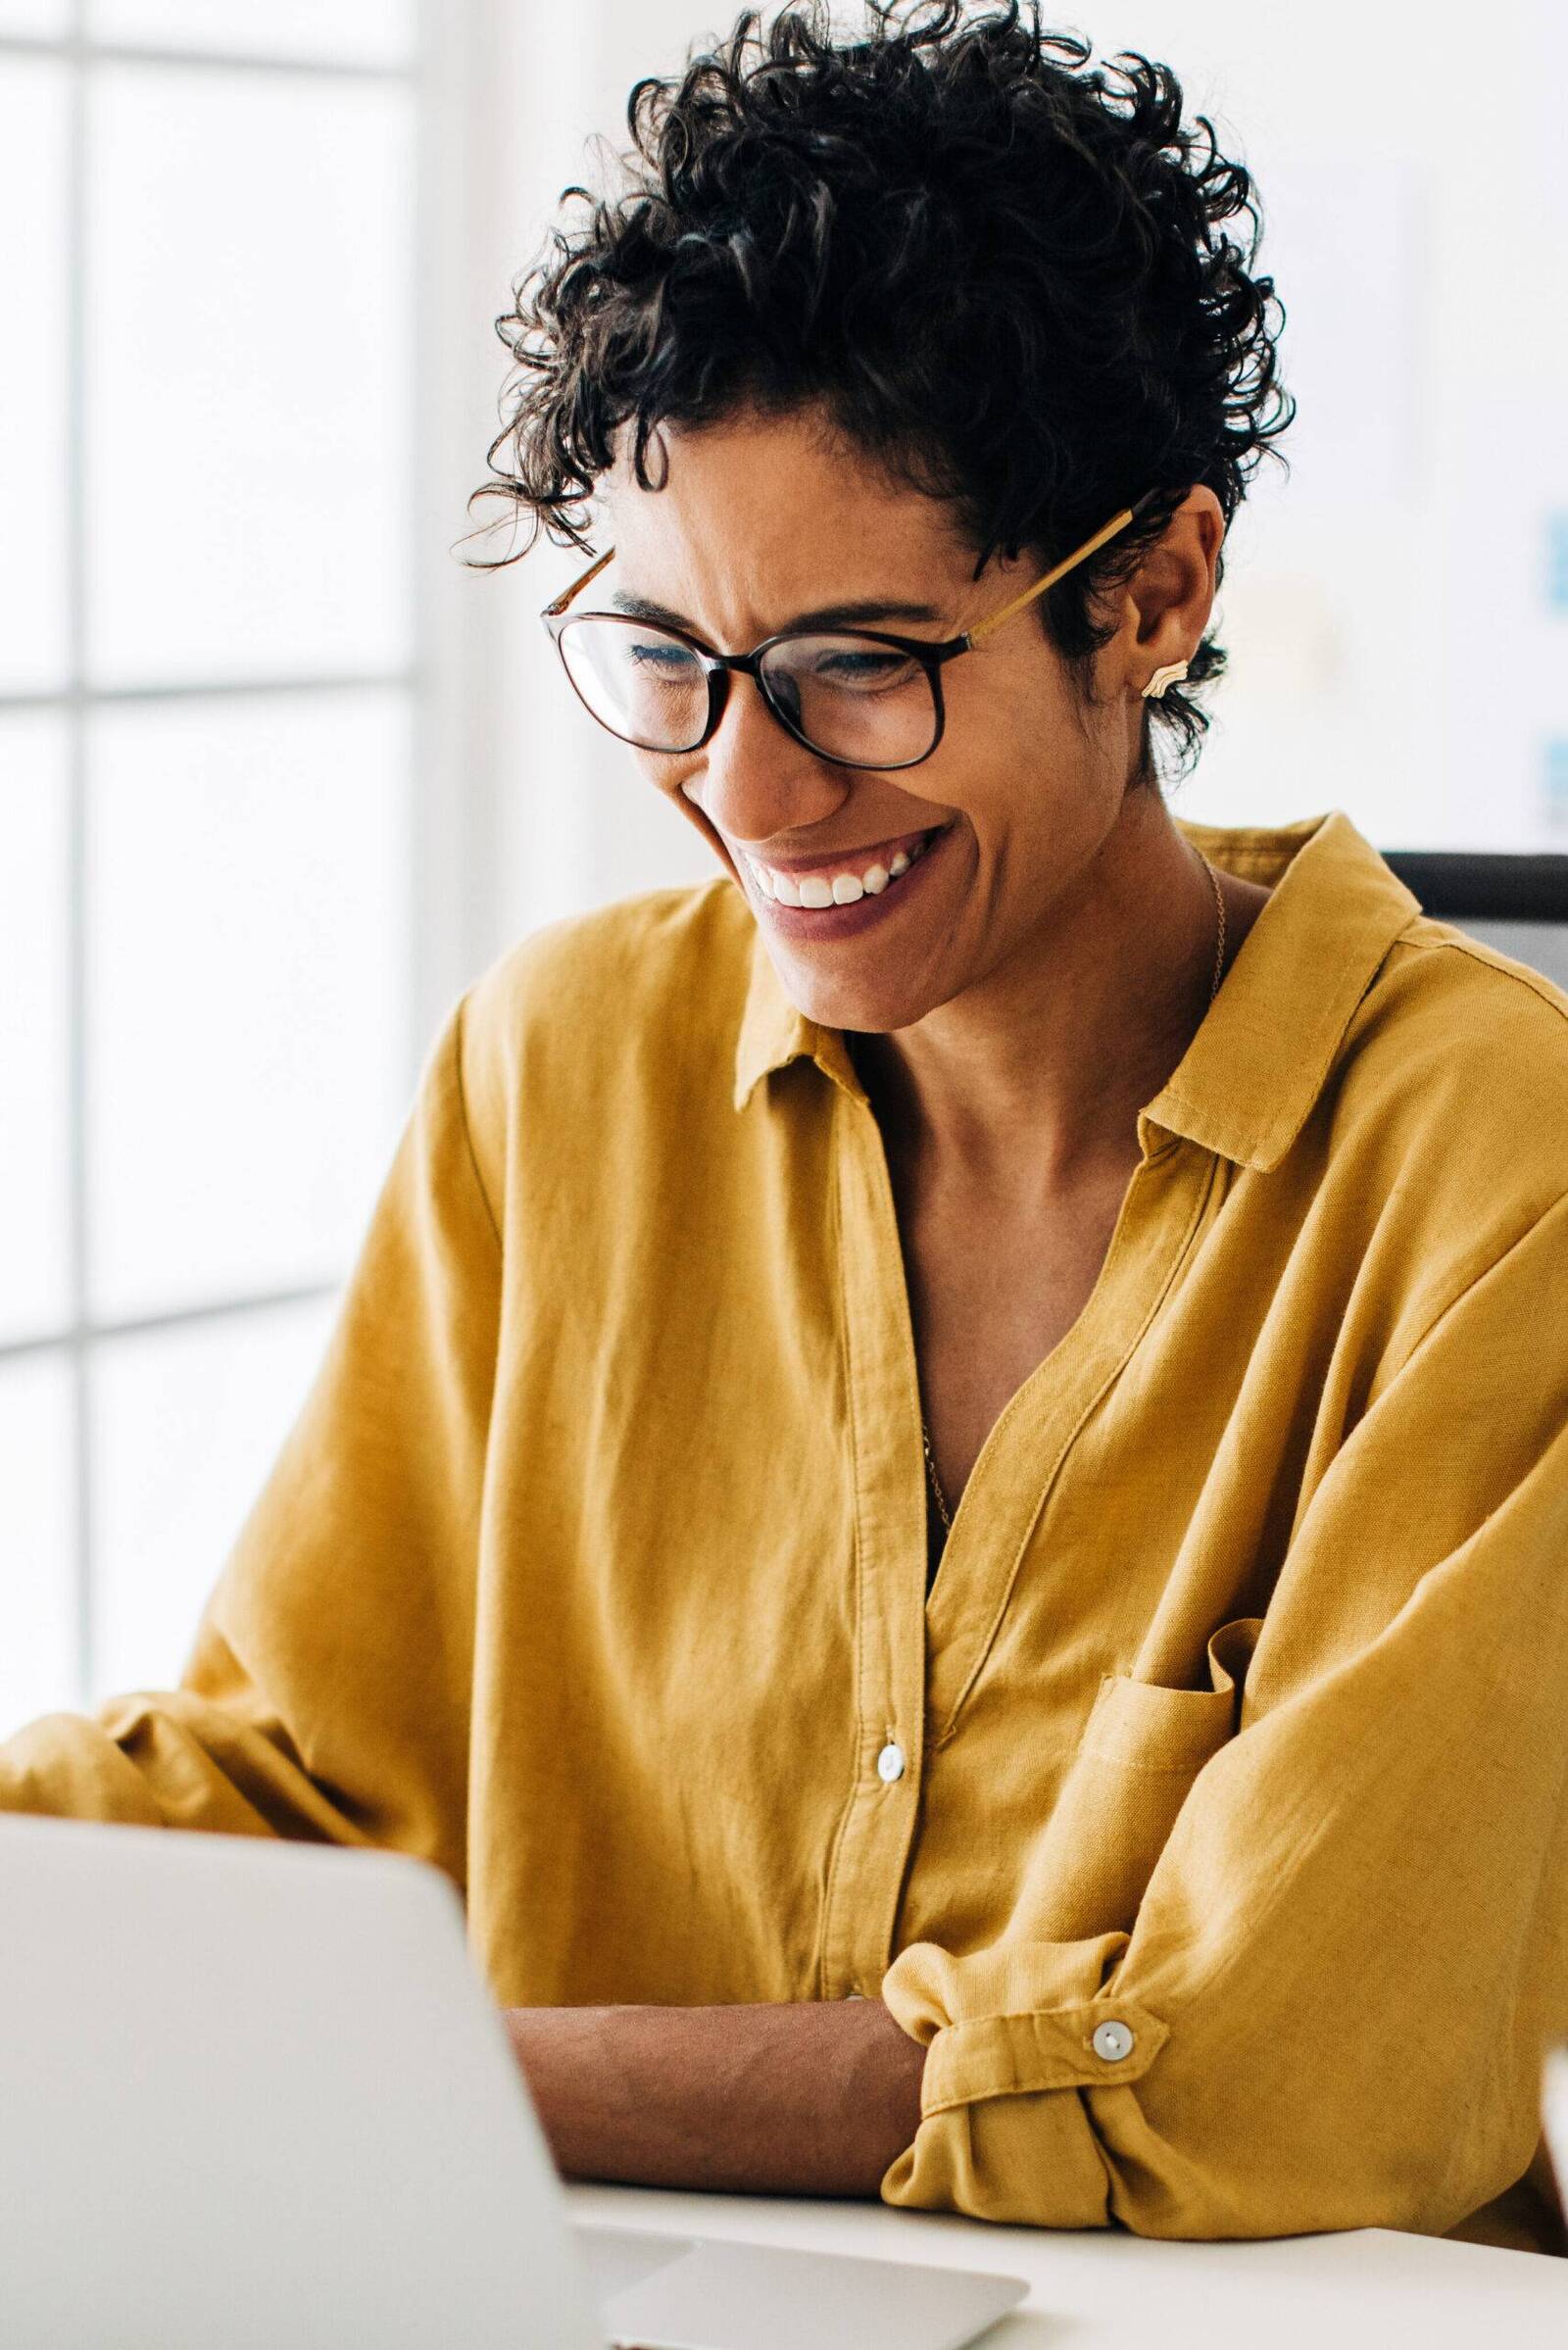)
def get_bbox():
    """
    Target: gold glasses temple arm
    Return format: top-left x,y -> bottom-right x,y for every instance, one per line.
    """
961,493 -> 1159,649
543,544 -> 617,618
